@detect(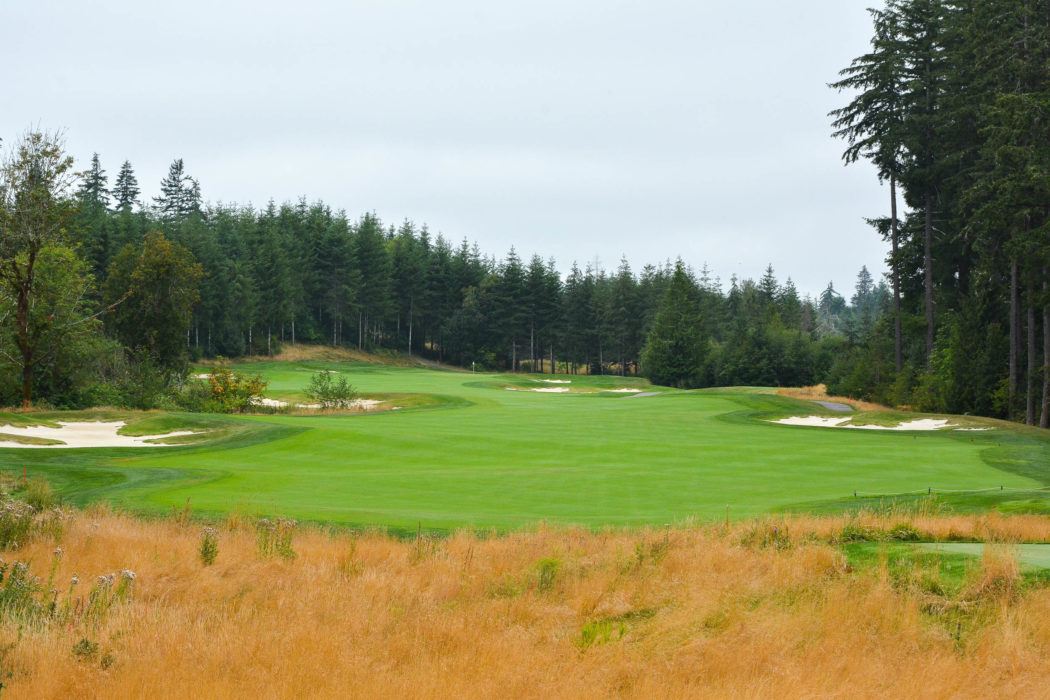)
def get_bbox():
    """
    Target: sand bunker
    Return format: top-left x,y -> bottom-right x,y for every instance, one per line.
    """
252,397 -> 385,410
769,416 -> 979,431
506,386 -> 641,394
851,418 -> 957,431
0,421 -> 202,449
774,416 -> 851,428
538,379 -> 571,384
